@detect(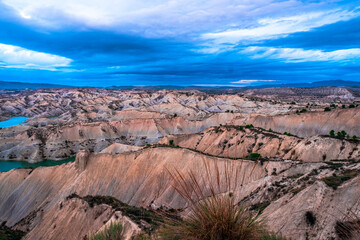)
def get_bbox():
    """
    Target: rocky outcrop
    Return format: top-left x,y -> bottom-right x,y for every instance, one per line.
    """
0,146 -> 359,240
15,196 -> 143,240
0,147 -> 267,227
100,143 -> 142,154
231,107 -> 360,137
75,150 -> 90,171
160,126 -> 360,162
0,89 -> 359,162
